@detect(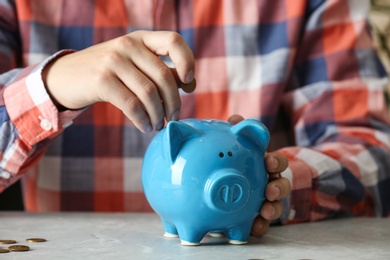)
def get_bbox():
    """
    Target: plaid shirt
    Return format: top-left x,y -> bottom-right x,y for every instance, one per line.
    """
1,0 -> 390,224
